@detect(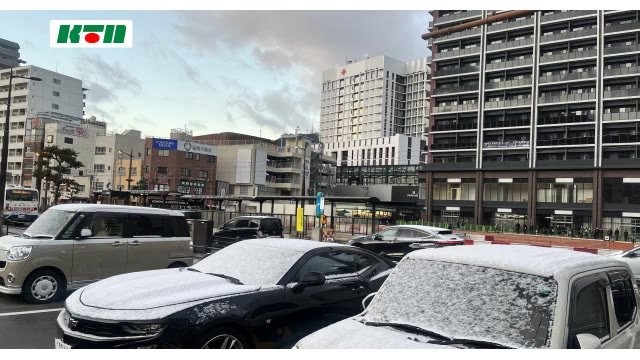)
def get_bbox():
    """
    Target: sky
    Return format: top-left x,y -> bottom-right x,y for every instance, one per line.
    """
1,11 -> 430,140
